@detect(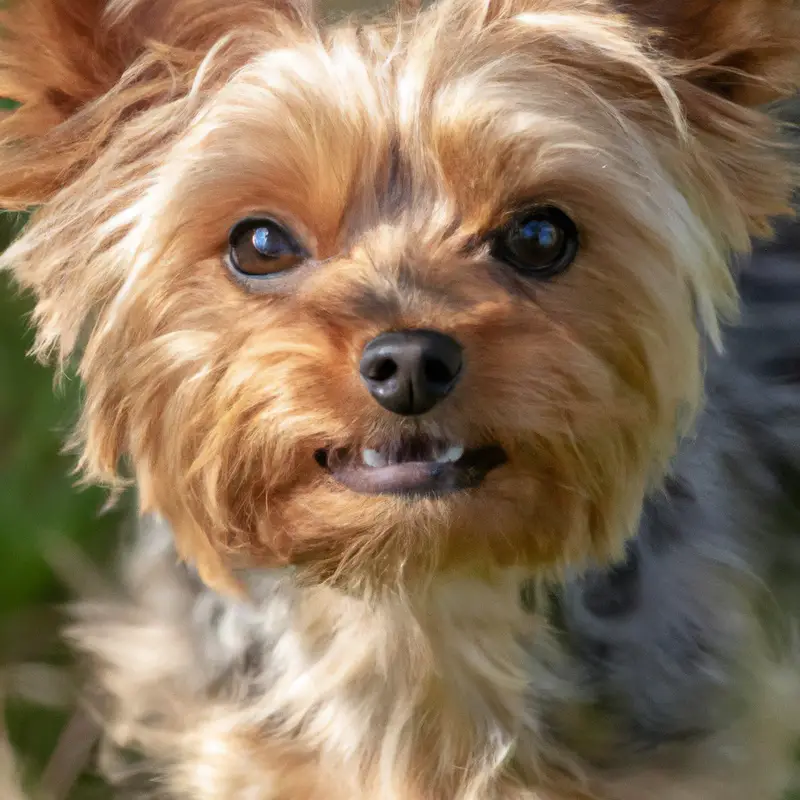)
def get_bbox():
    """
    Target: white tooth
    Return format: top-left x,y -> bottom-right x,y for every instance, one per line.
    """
442,445 -> 465,463
362,448 -> 387,468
